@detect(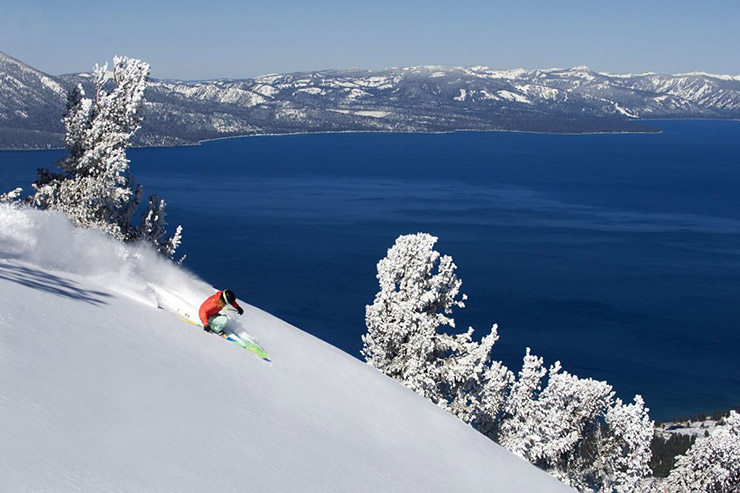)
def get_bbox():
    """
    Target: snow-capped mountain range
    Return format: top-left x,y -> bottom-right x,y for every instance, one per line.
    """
2,50 -> 740,149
